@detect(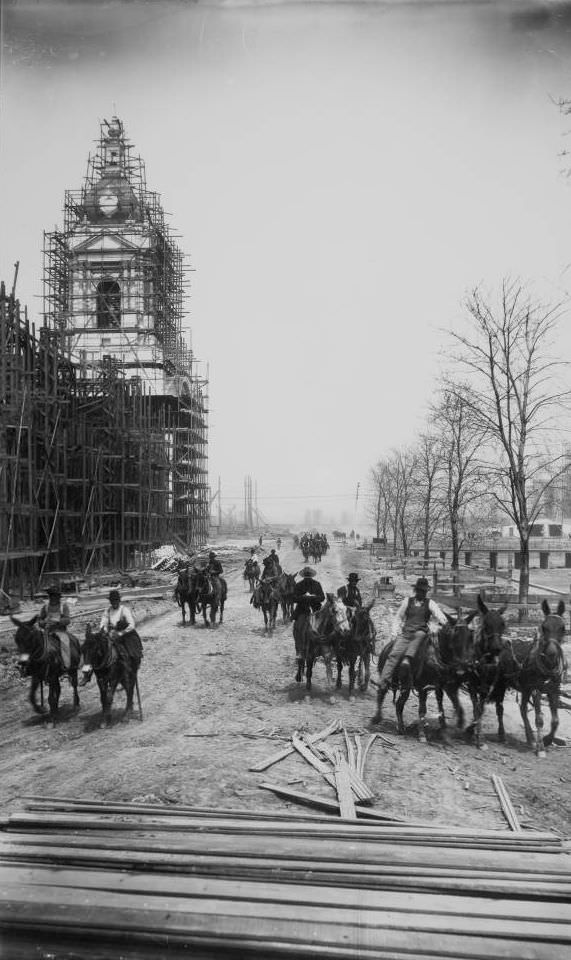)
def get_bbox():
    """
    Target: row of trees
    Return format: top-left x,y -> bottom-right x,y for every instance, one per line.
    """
368,280 -> 571,603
